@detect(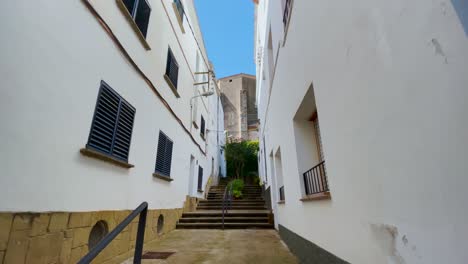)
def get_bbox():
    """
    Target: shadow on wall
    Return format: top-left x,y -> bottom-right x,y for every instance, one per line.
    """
451,0 -> 468,36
